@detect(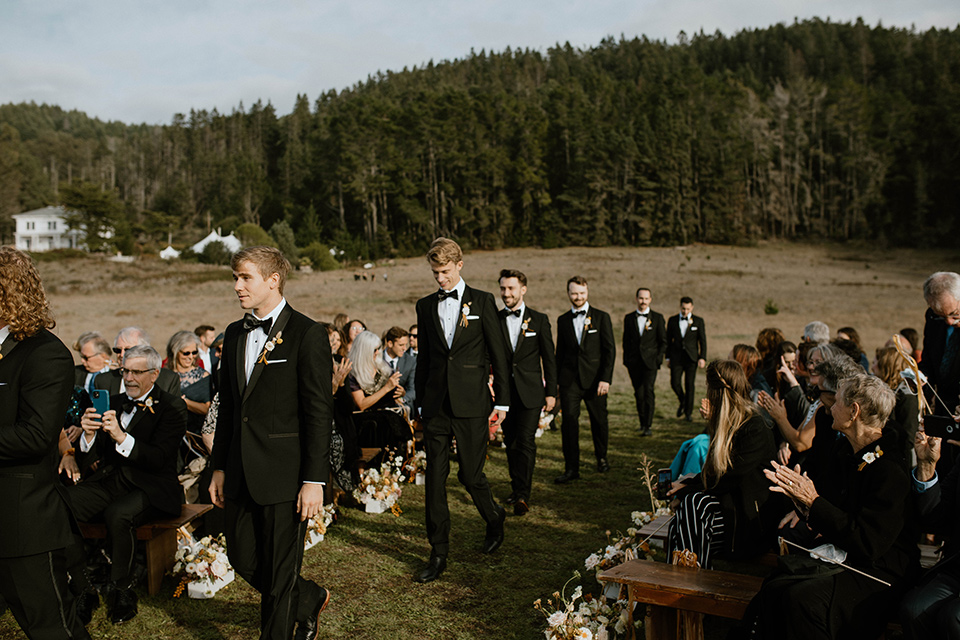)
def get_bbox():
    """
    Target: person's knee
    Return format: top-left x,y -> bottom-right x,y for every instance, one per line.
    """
936,599 -> 960,639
